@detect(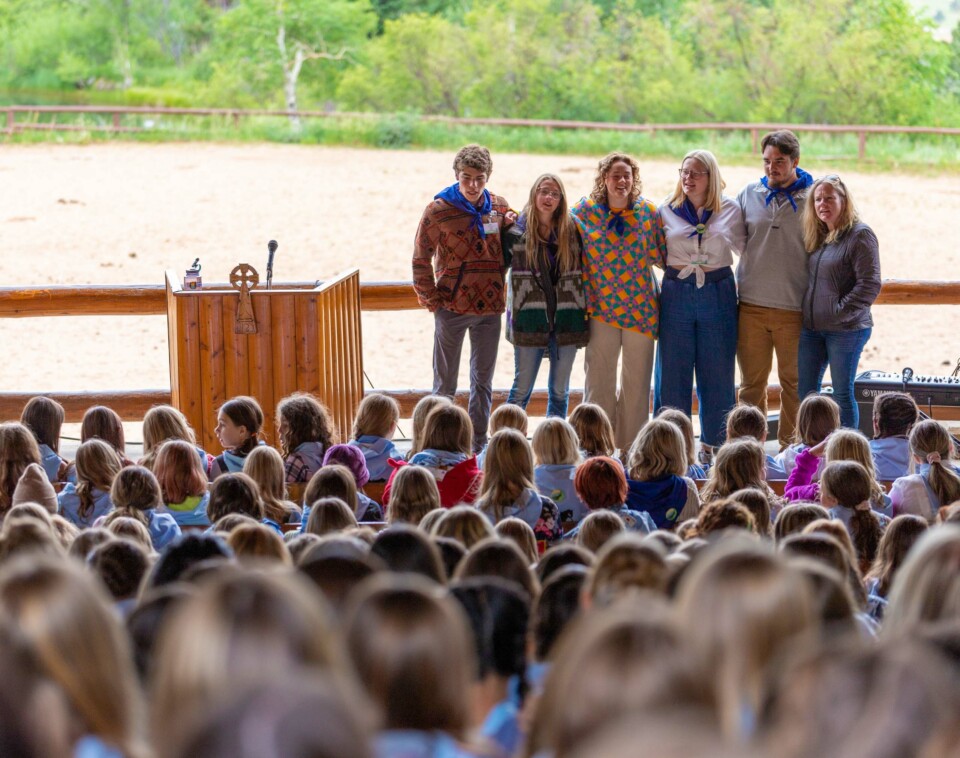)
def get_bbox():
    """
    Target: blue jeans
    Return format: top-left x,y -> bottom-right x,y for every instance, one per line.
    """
798,326 -> 871,429
654,267 -> 738,447
508,335 -> 579,418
